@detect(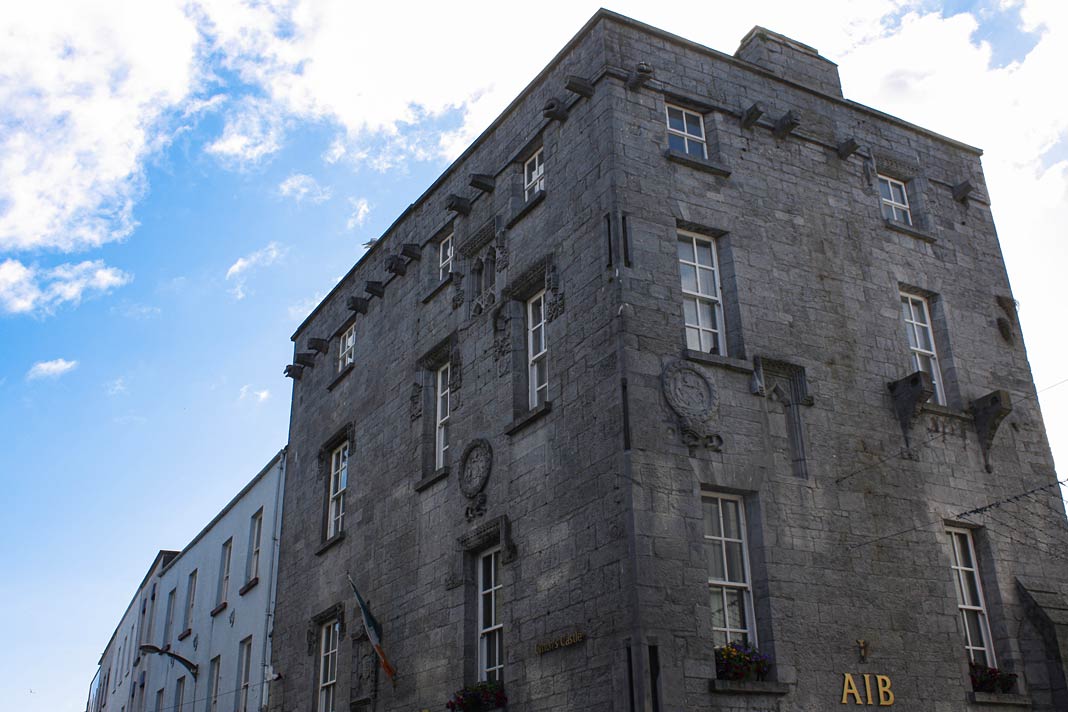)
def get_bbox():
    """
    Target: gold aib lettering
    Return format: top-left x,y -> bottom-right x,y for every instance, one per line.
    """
842,673 -> 863,705
877,675 -> 894,706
